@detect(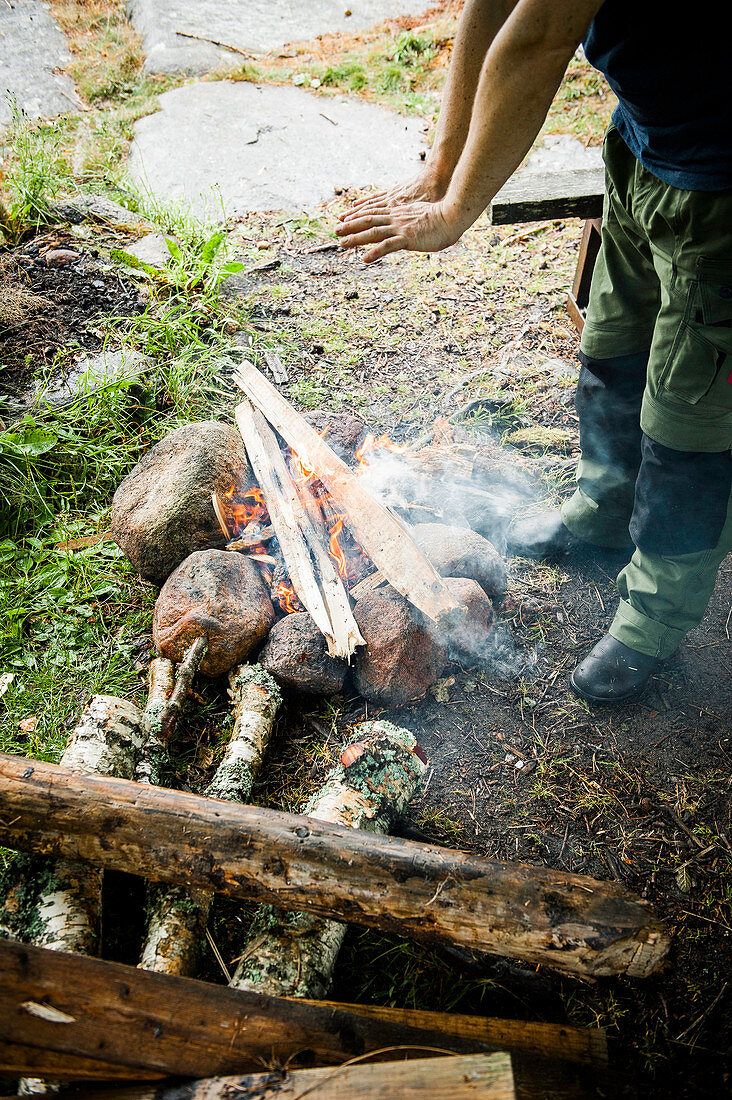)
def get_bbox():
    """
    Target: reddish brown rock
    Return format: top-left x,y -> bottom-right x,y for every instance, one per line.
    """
261,613 -> 348,695
112,422 -> 254,585
411,522 -> 507,597
352,587 -> 448,707
153,550 -> 275,677
442,577 -> 495,658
